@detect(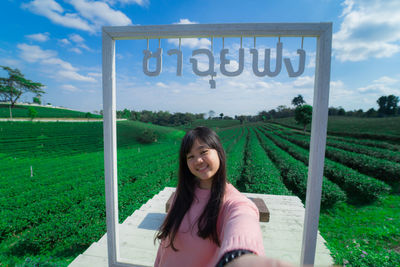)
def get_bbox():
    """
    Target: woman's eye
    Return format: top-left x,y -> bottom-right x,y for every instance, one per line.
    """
187,155 -> 194,160
201,150 -> 208,155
